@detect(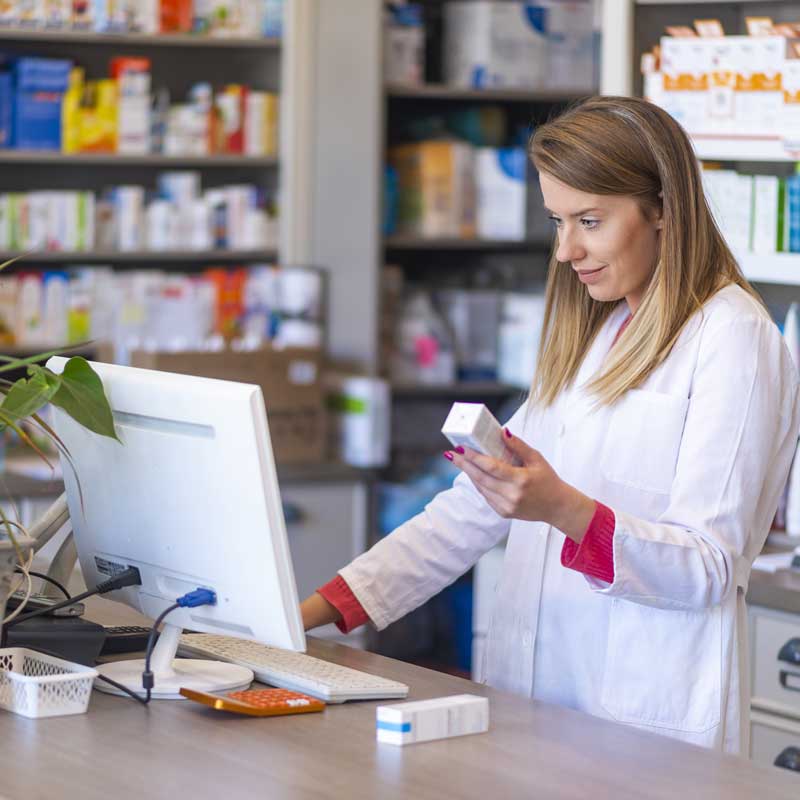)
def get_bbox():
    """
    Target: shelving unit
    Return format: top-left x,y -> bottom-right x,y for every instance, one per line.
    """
0,28 -> 280,48
0,249 -> 277,263
385,235 -> 544,252
0,150 -> 279,167
386,83 -> 587,103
